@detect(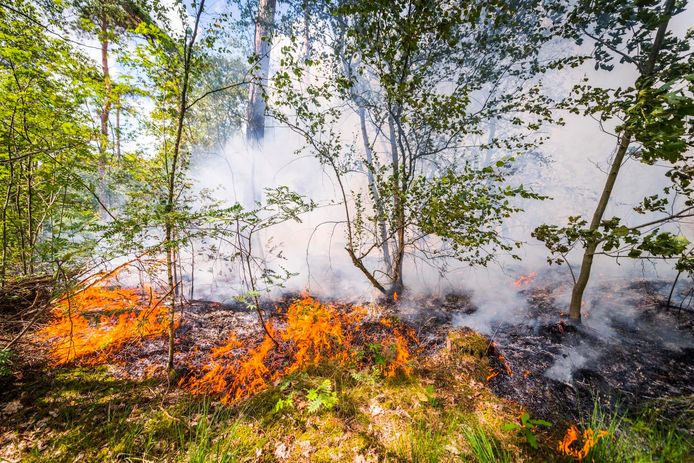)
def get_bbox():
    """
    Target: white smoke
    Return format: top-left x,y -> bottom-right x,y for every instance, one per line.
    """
179,11 -> 693,332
